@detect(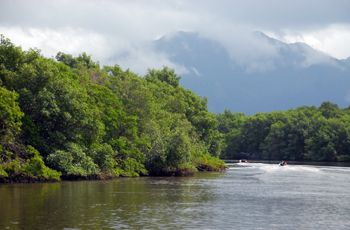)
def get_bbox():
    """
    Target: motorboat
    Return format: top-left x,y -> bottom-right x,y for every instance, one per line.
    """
238,159 -> 249,163
279,161 -> 287,166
